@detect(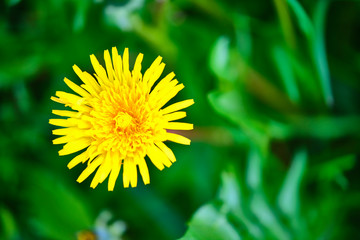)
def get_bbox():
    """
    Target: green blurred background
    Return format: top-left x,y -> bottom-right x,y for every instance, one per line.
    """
1,0 -> 360,239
